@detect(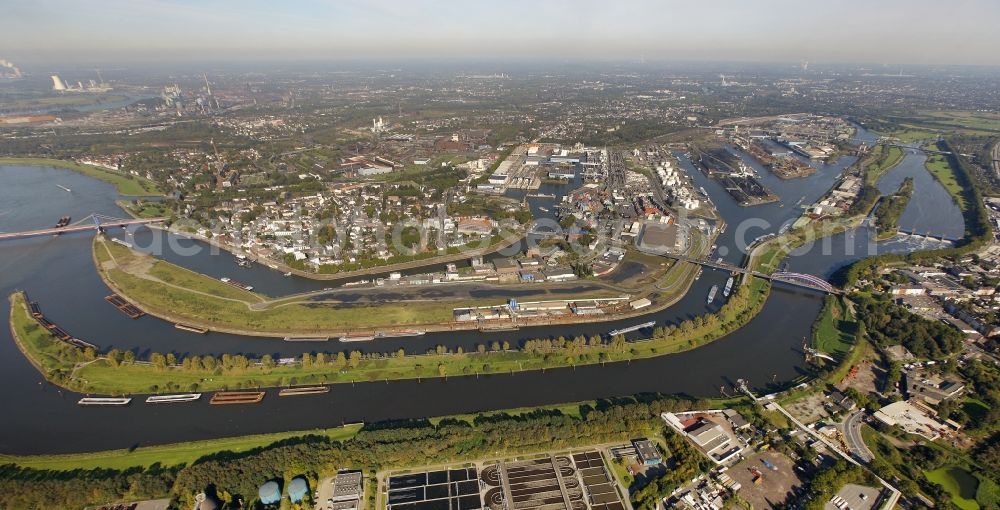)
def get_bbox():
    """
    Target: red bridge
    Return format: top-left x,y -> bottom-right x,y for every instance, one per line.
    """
0,214 -> 166,241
